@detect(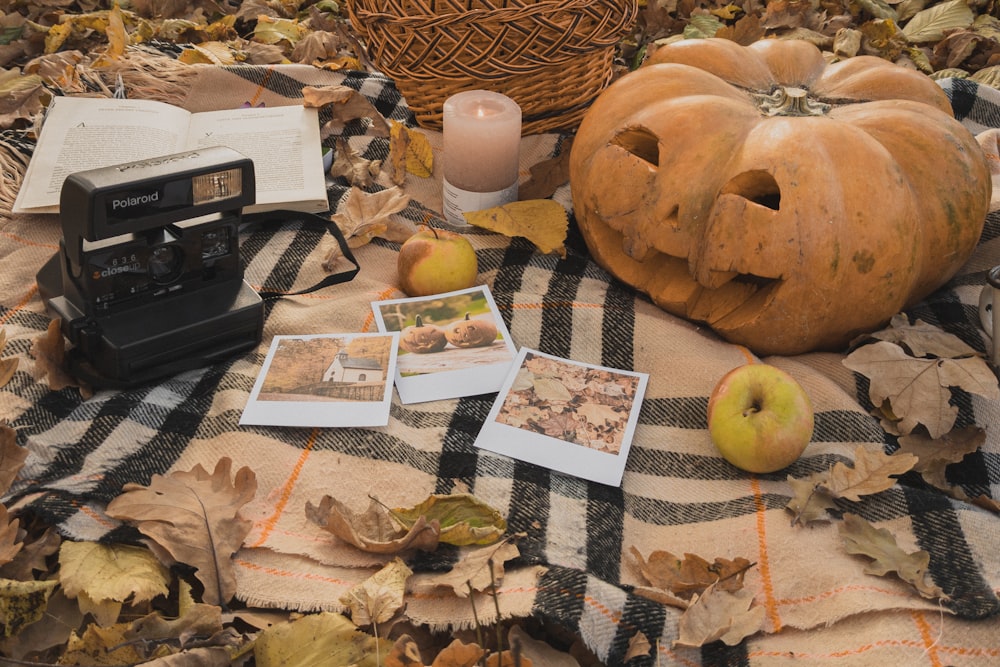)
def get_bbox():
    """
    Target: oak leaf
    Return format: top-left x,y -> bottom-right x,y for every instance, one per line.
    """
464,199 -> 568,258
325,186 -> 413,270
424,538 -> 520,597
785,472 -> 838,526
0,424 -> 28,495
821,446 -> 918,501
390,493 -> 507,547
58,541 -> 170,626
303,84 -> 390,137
30,318 -> 90,397
104,458 -> 257,607
127,598 -> 224,647
329,137 -> 382,188
842,340 -> 999,438
518,139 -> 572,200
340,557 -> 412,626
306,495 -> 441,553
838,513 -> 946,600
430,638 -> 485,666
672,584 -> 766,648
0,327 -> 18,389
630,547 -> 753,605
